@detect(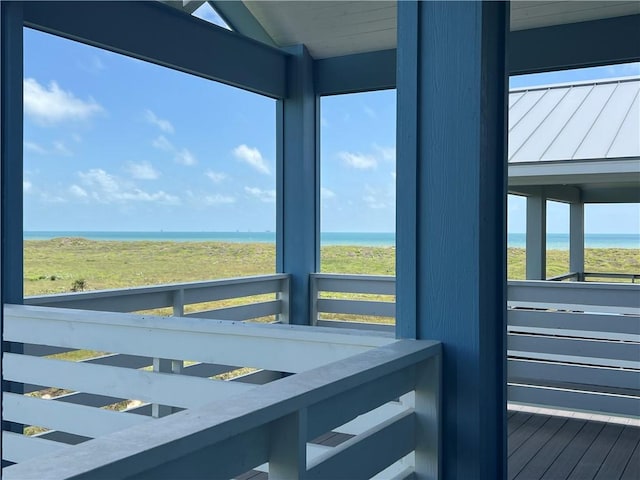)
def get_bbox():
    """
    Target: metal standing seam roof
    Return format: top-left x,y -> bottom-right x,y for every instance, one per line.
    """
508,76 -> 640,163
